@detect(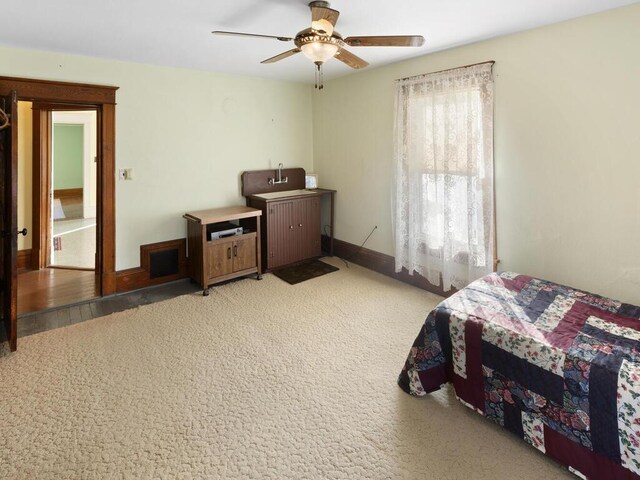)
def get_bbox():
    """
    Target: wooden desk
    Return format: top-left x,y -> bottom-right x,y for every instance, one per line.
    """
184,206 -> 262,295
